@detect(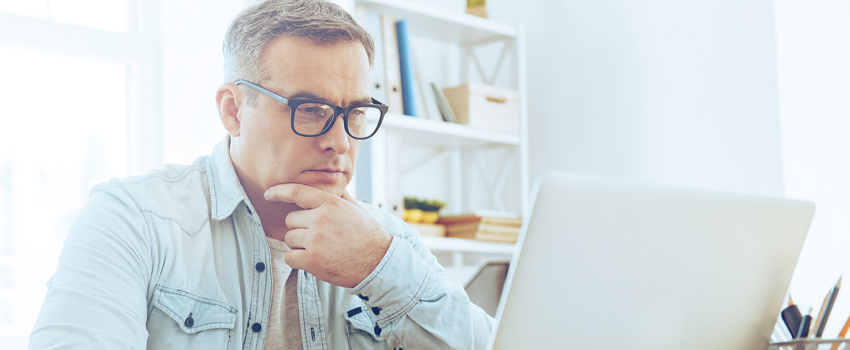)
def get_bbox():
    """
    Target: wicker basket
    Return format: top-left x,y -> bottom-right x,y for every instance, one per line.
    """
769,339 -> 850,350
